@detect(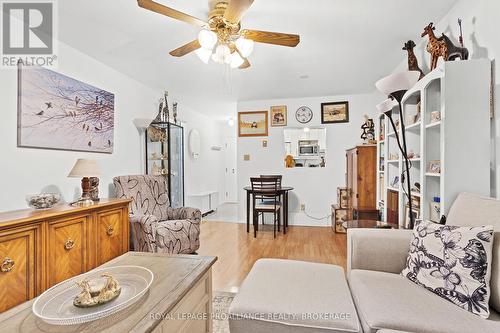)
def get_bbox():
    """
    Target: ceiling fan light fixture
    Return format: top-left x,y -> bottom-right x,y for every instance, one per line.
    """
235,37 -> 254,58
212,44 -> 231,64
198,29 -> 218,50
229,52 -> 245,68
195,47 -> 212,64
